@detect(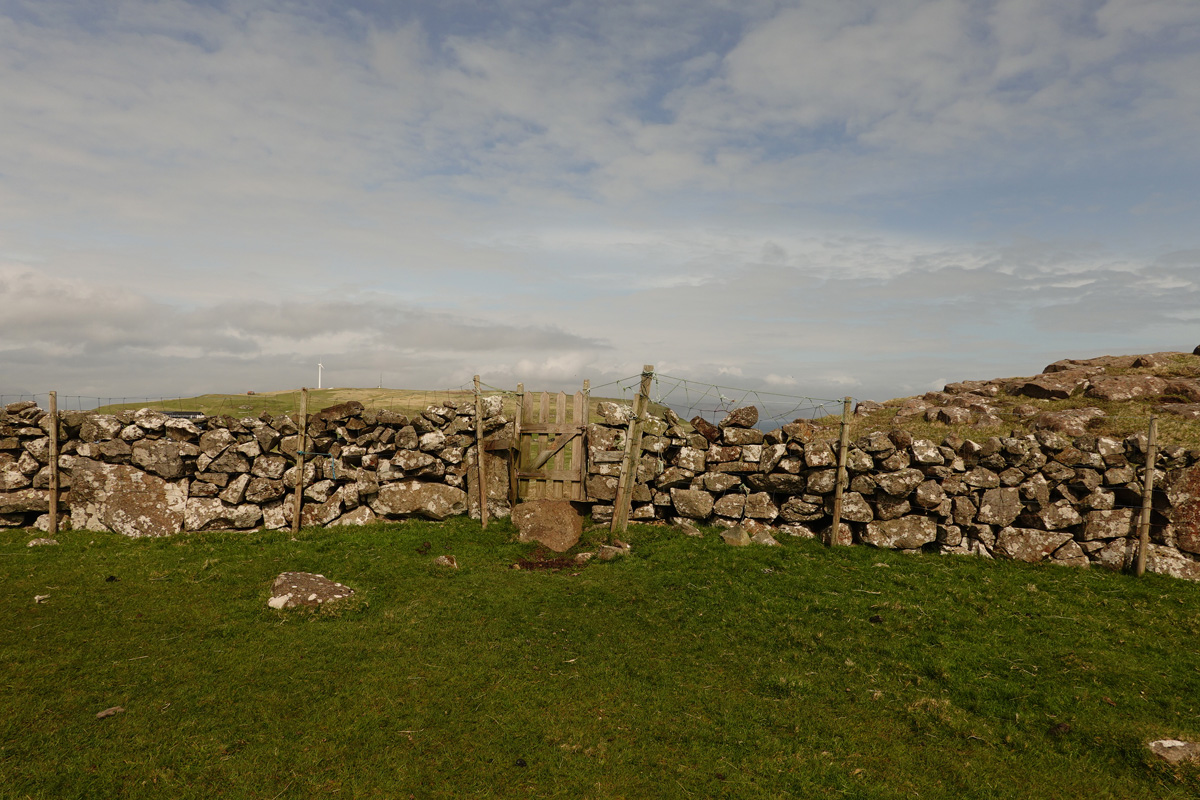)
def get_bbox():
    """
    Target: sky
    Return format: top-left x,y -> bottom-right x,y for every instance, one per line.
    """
2,0 -> 1199,410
